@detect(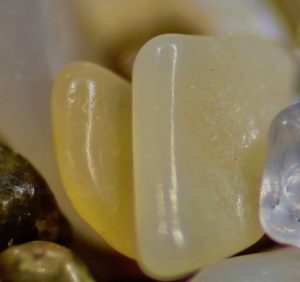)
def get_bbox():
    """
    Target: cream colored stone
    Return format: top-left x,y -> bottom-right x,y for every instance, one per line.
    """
132,34 -> 296,279
191,247 -> 300,282
52,62 -> 134,258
